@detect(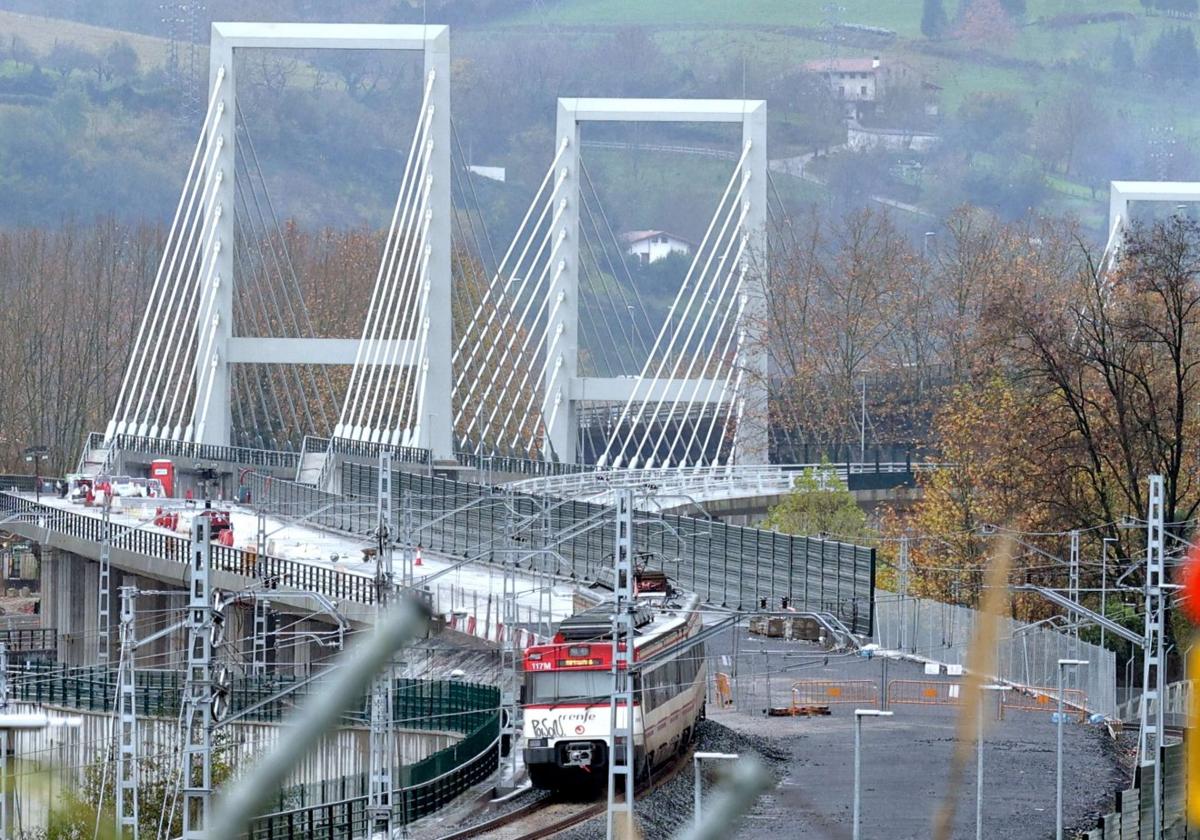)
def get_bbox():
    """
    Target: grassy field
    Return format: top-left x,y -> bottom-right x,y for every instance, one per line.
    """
0,10 -> 171,67
497,0 -> 1147,33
